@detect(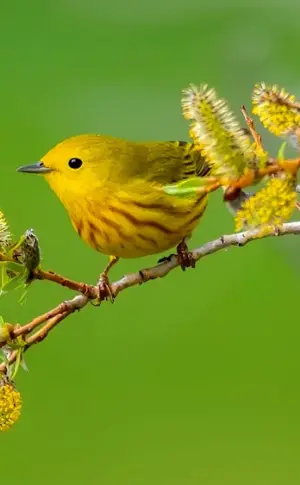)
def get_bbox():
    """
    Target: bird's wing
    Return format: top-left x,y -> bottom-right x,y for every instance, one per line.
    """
102,138 -> 210,187
140,141 -> 210,185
